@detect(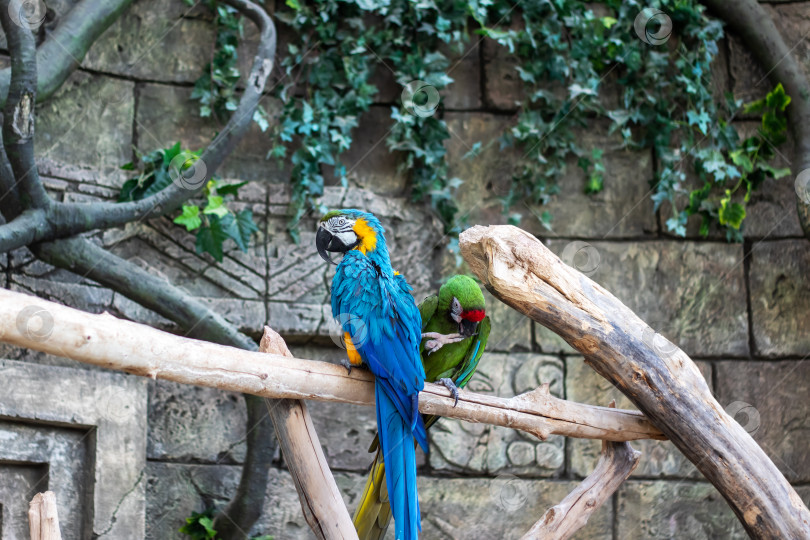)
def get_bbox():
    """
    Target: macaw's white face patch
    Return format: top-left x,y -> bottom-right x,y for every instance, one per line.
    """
450,296 -> 462,323
322,216 -> 358,247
